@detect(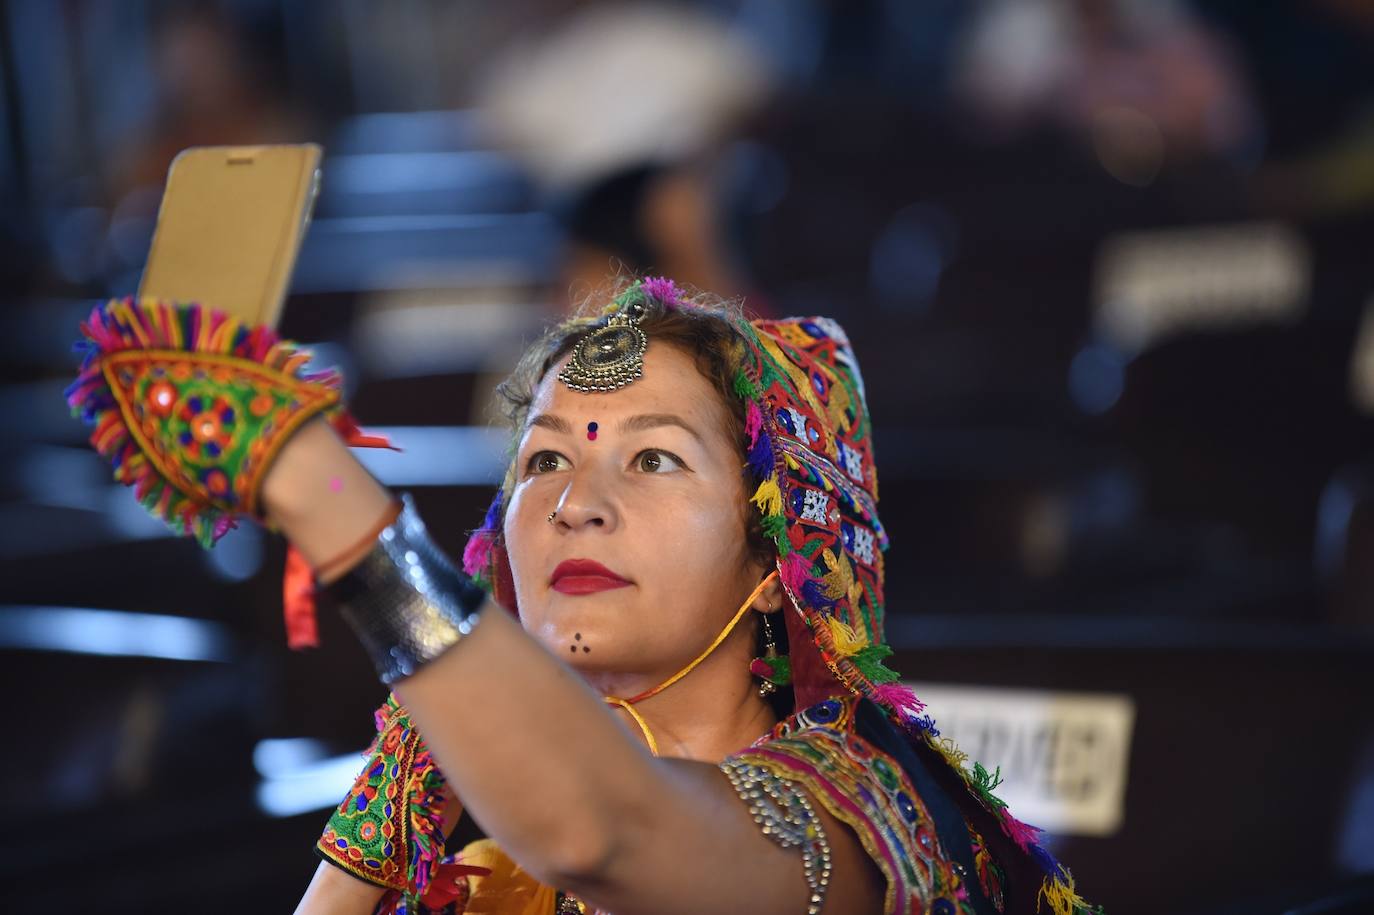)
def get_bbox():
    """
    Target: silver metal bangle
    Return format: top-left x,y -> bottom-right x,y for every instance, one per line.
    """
721,758 -> 833,914
322,493 -> 484,684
